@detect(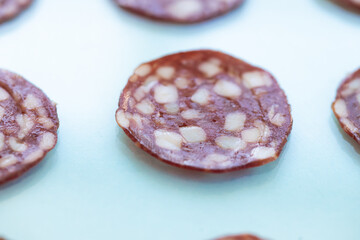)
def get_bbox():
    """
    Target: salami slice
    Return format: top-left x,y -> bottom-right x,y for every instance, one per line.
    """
116,50 -> 292,172
113,0 -> 244,23
337,0 -> 360,8
216,234 -> 264,240
0,69 -> 59,185
0,0 -> 33,24
332,68 -> 360,144
350,0 -> 360,7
